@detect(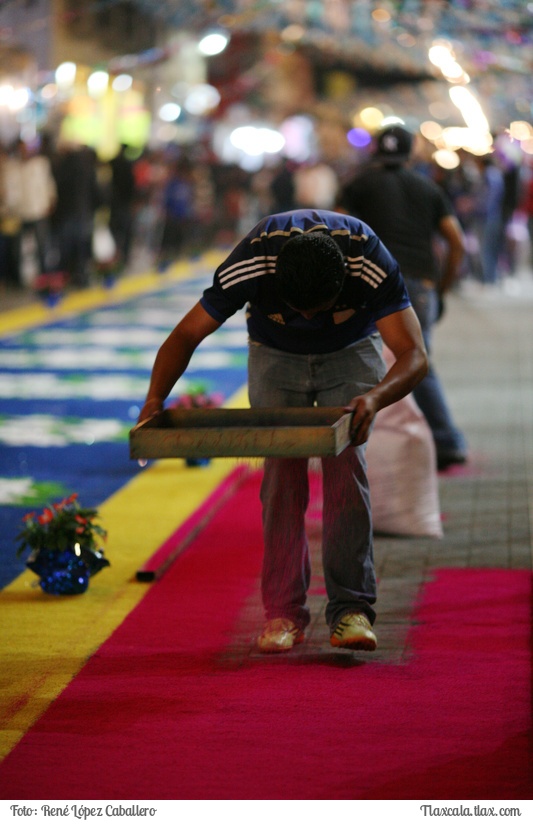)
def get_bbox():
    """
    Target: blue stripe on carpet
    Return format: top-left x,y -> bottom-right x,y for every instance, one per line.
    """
0,273 -> 248,589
